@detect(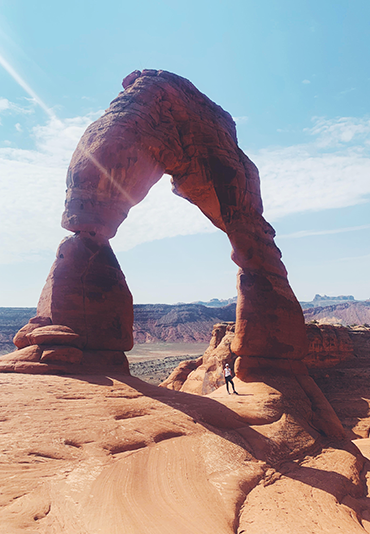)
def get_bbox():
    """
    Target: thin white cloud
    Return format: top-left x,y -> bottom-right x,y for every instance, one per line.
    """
257,148 -> 370,221
305,116 -> 370,147
0,96 -> 33,115
338,87 -> 356,97
339,253 -> 370,262
112,176 -> 216,253
0,97 -> 10,112
0,112 -> 101,264
233,116 -> 248,124
279,224 -> 370,239
253,116 -> 370,221
302,80 -> 311,84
